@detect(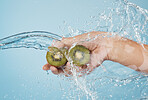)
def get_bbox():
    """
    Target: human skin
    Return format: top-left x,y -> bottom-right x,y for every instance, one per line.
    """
42,31 -> 148,75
